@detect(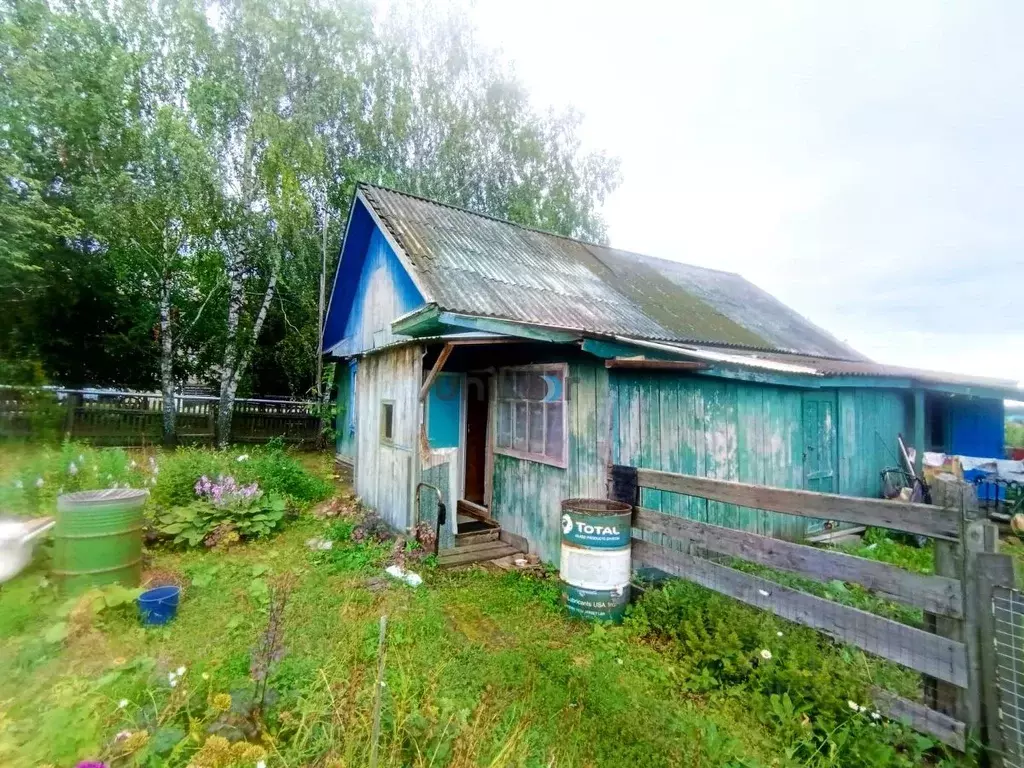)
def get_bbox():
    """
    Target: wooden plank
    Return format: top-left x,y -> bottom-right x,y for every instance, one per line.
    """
604,359 -> 709,371
975,552 -> 1017,766
631,468 -> 960,540
418,342 -> 454,401
437,542 -> 519,566
633,507 -> 964,618
632,539 -> 968,687
871,688 -> 966,751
